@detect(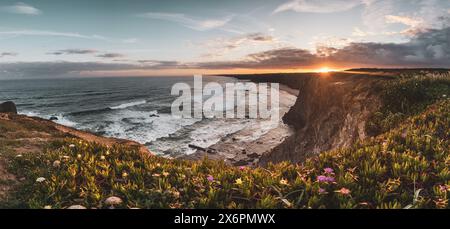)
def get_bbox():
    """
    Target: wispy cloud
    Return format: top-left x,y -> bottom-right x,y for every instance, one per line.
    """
0,52 -> 18,58
138,12 -> 234,31
0,30 -> 107,40
200,33 -> 276,58
385,15 -> 427,36
273,0 -> 367,14
47,49 -> 98,55
1,2 -> 42,15
385,15 -> 423,27
362,0 -> 450,34
122,38 -> 139,44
